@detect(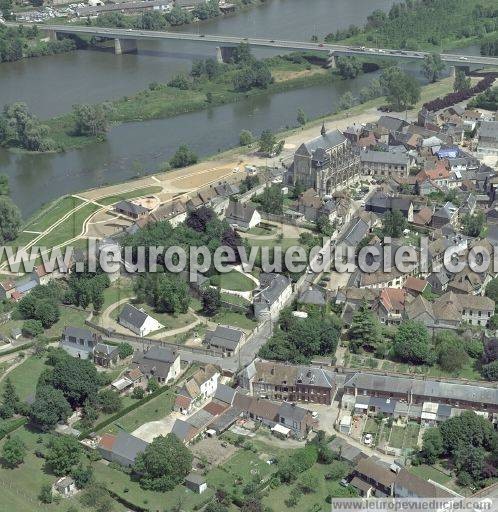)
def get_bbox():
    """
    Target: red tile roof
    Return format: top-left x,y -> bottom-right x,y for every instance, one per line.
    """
99,434 -> 117,451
